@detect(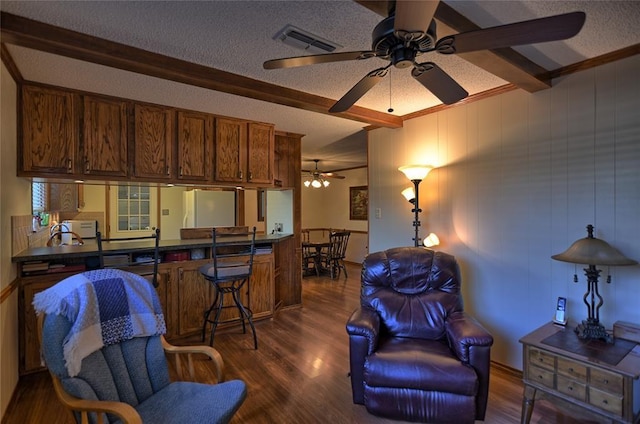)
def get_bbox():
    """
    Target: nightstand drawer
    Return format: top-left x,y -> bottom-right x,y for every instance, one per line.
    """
529,348 -> 556,371
557,357 -> 587,382
589,386 -> 623,416
528,363 -> 555,389
557,375 -> 586,401
590,367 -> 623,395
